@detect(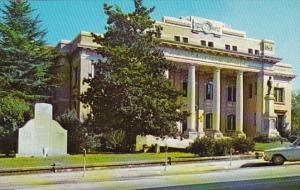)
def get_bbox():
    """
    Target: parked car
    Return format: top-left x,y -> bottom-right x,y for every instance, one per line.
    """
264,137 -> 300,165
